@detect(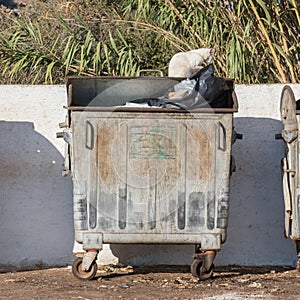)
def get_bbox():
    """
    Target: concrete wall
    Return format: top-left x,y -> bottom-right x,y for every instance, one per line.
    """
0,86 -> 74,268
1,84 -> 300,268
